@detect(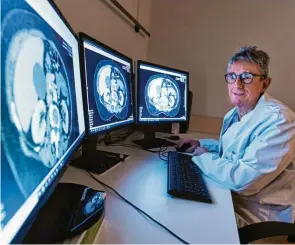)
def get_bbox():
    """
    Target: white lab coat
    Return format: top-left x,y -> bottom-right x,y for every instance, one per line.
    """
192,93 -> 295,227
